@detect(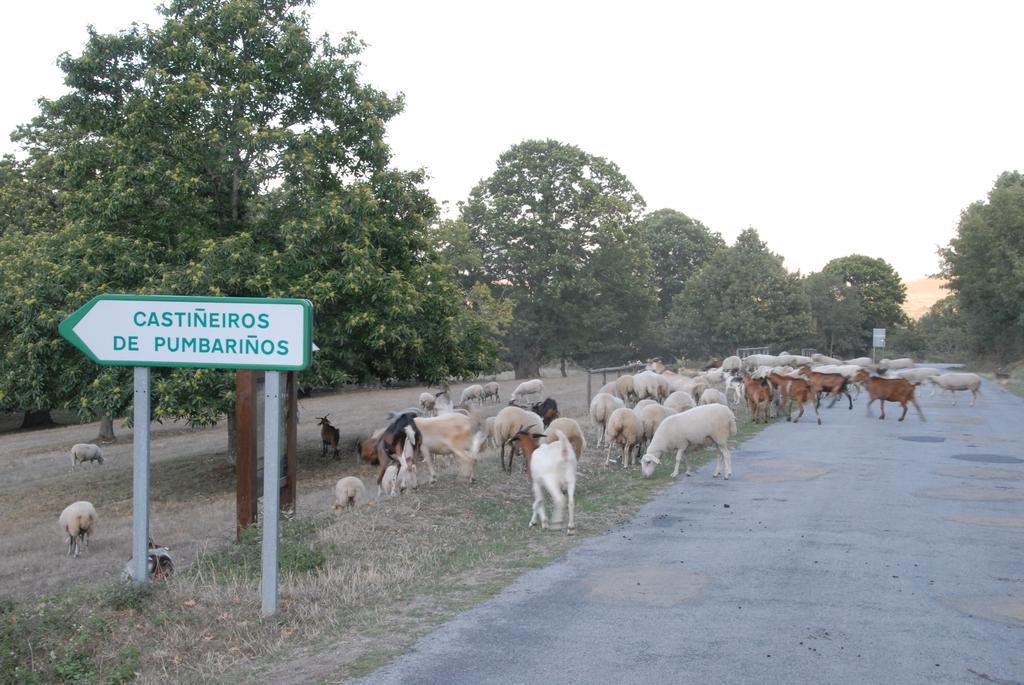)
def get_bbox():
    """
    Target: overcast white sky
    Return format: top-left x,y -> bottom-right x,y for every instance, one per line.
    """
3,1 -> 1022,280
